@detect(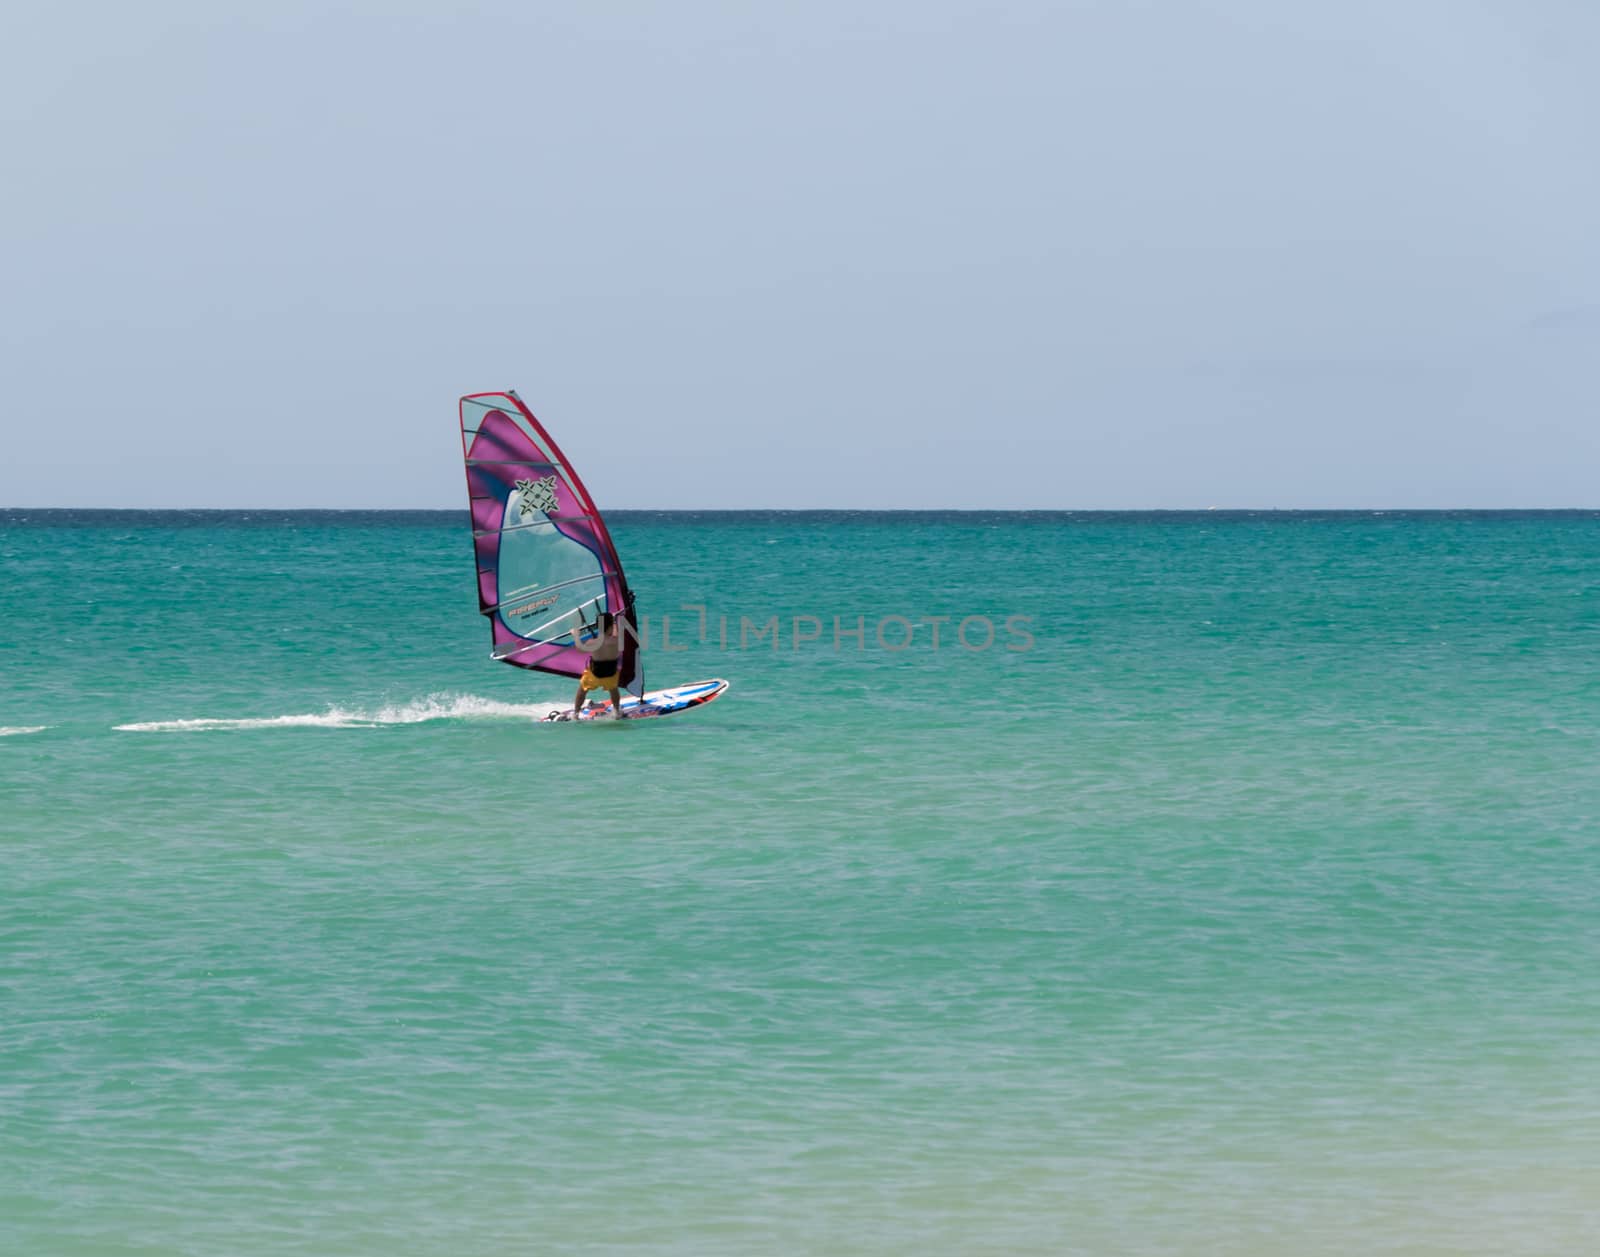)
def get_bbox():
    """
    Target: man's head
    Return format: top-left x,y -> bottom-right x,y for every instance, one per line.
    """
599,611 -> 616,634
